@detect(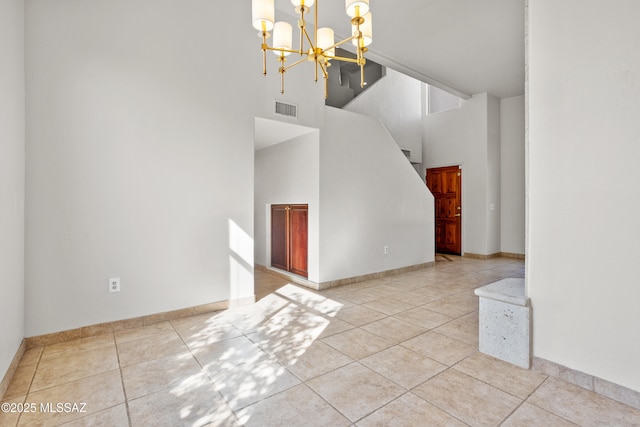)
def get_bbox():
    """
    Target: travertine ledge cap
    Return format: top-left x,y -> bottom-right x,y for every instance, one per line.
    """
474,278 -> 529,307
